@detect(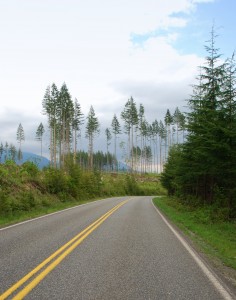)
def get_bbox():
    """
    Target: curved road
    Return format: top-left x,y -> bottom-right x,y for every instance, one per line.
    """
0,196 -> 235,299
